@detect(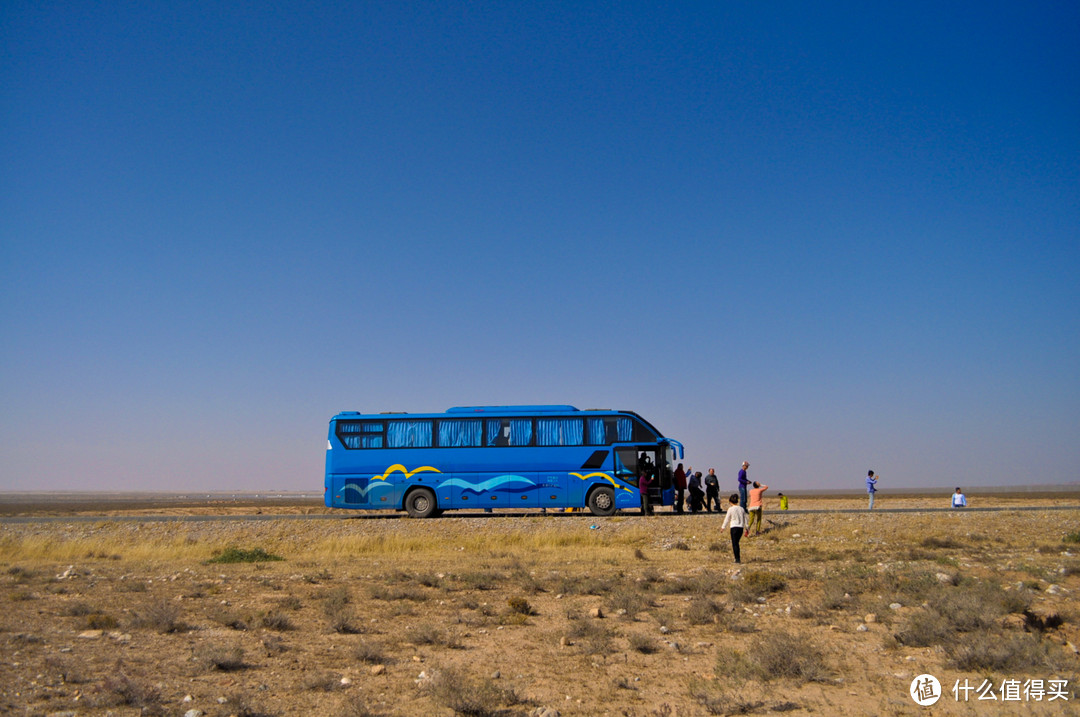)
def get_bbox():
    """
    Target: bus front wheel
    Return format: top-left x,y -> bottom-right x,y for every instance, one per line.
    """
587,487 -> 616,517
405,488 -> 437,519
